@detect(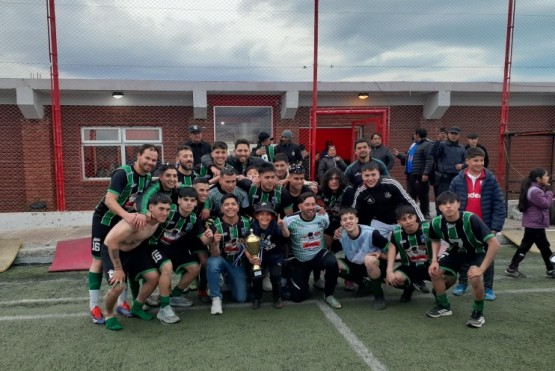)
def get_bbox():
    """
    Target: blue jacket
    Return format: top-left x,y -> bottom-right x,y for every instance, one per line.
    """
449,169 -> 506,232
